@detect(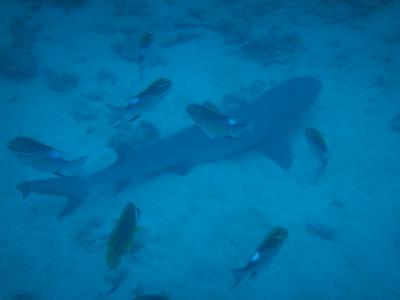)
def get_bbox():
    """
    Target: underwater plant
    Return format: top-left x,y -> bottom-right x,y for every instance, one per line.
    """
239,32 -> 304,66
0,46 -> 38,79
